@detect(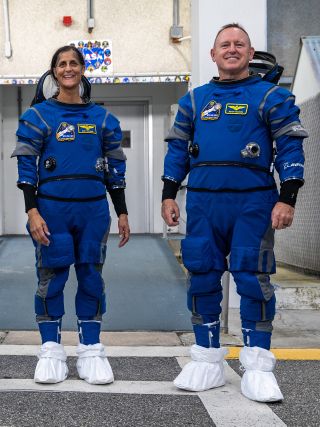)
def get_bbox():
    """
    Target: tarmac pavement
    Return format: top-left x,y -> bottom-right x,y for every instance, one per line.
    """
0,325 -> 319,427
0,235 -> 319,426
